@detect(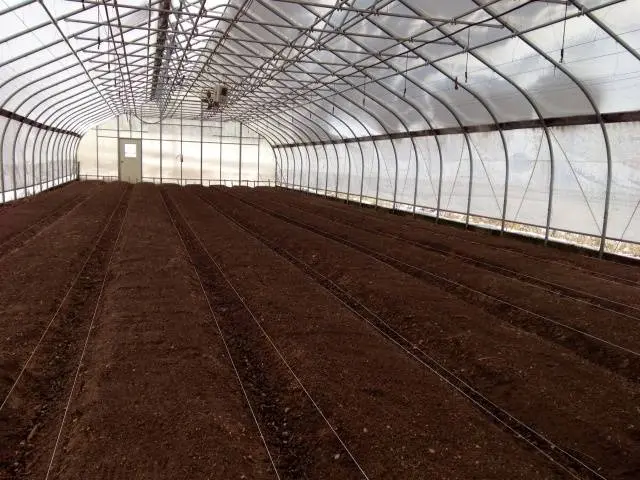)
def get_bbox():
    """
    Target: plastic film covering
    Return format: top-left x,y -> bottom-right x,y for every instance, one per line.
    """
77,114 -> 272,185
1,0 -> 640,255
